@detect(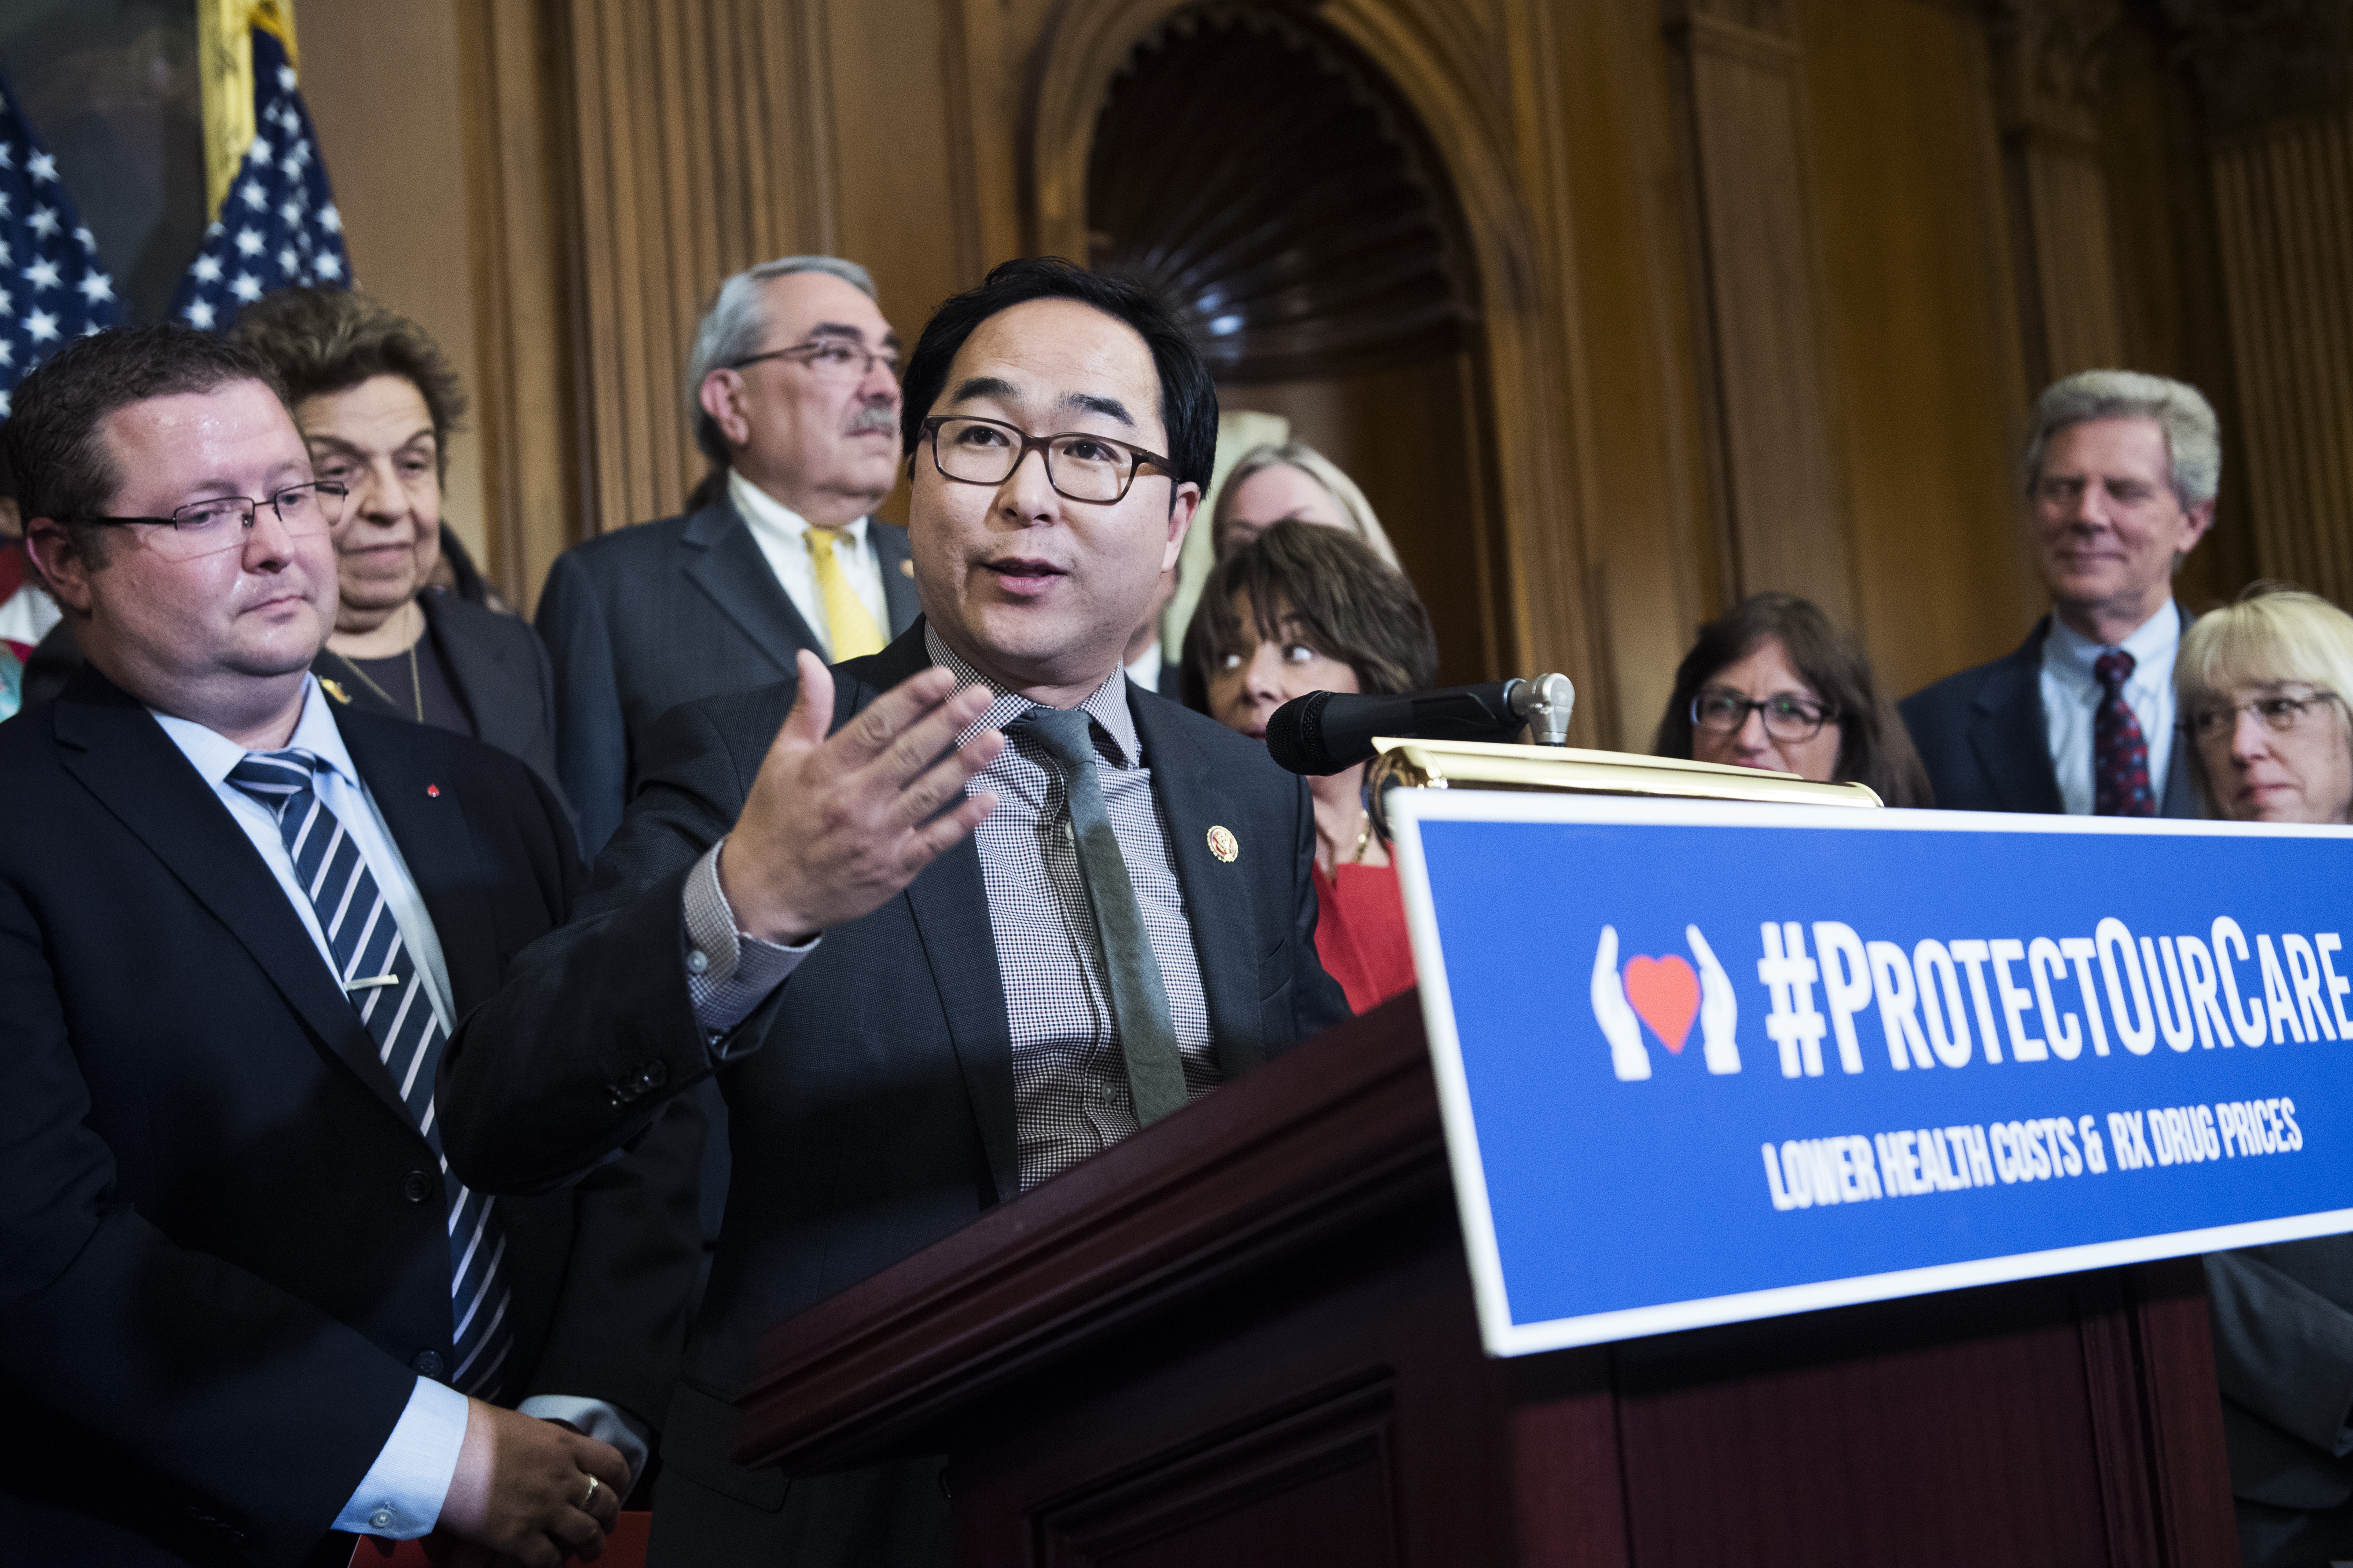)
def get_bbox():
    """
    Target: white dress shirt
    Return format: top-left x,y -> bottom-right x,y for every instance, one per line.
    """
1124,640 -> 1167,693
151,677 -> 644,1539
2040,600 -> 2180,815
728,469 -> 889,659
